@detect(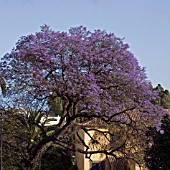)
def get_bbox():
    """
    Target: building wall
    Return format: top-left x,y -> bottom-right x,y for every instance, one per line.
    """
75,129 -> 85,170
75,127 -> 107,170
75,126 -> 146,170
